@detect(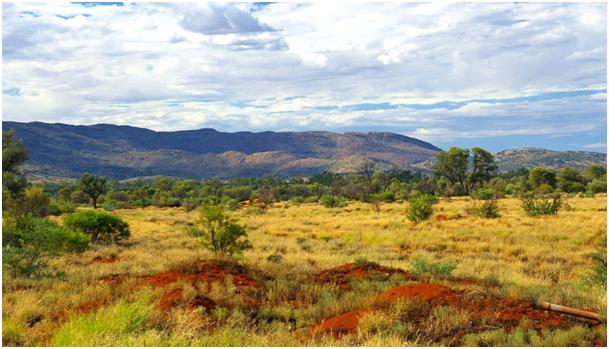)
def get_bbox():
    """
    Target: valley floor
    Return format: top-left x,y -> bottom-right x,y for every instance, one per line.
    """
2,196 -> 607,346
